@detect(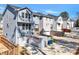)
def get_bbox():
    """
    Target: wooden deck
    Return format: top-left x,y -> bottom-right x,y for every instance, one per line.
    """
0,35 -> 18,55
